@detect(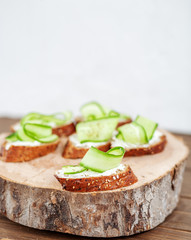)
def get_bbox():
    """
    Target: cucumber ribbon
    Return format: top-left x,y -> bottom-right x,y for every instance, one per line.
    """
117,116 -> 158,144
76,116 -> 119,143
80,146 -> 125,173
21,111 -> 72,127
80,101 -> 131,121
6,123 -> 58,143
